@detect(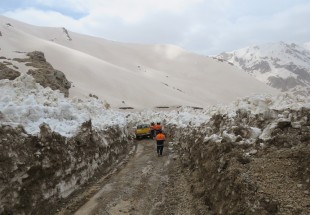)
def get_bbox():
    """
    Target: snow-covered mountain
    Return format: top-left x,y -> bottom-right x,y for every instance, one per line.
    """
218,42 -> 310,95
0,15 -> 276,108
